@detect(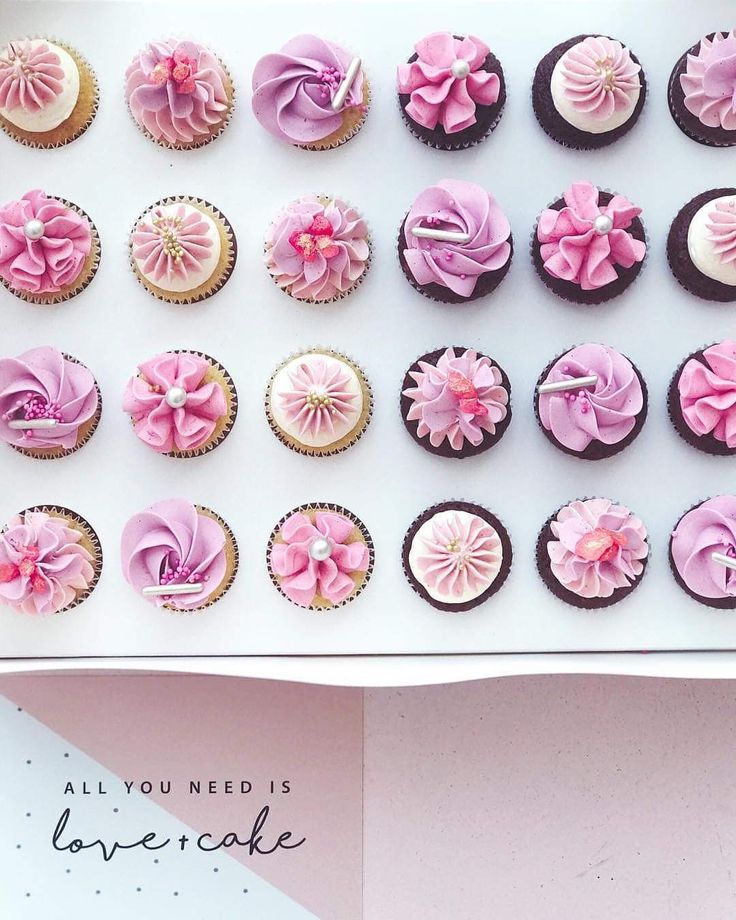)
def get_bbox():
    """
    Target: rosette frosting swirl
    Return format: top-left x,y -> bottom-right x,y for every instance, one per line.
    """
547,498 -> 648,599
403,179 -> 511,297
678,341 -> 736,448
266,196 -> 369,301
671,497 -> 736,600
122,352 -> 227,454
397,32 -> 499,133
125,39 -> 230,145
403,347 -> 508,451
681,31 -> 736,131
0,346 -> 98,450
0,510 -> 94,615
0,39 -> 80,133
0,189 -> 91,294
707,198 -> 736,264
537,181 -> 645,290
270,511 -> 370,608
252,34 -> 365,144
538,344 -> 643,452
121,499 -> 227,610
